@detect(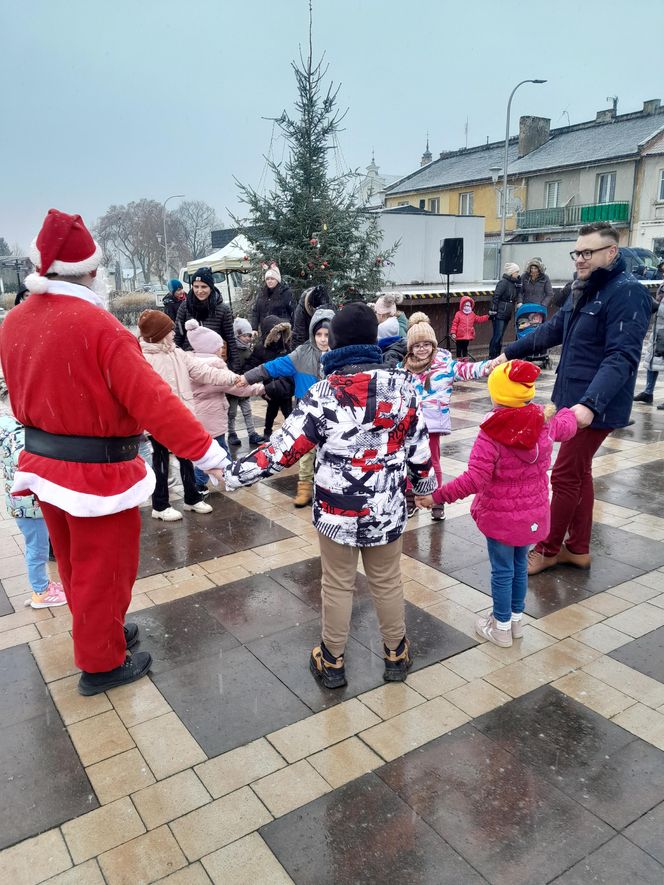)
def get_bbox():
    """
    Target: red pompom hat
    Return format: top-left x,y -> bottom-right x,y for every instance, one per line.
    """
26,209 -> 102,294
